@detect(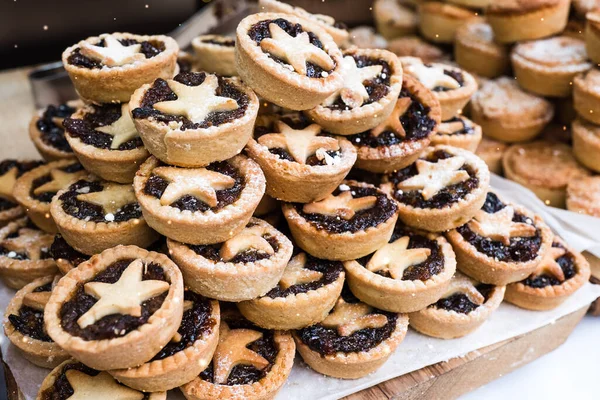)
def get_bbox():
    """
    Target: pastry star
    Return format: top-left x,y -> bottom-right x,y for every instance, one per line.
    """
366,236 -> 431,280
76,183 -> 137,216
260,23 -> 335,75
218,224 -> 275,262
152,75 -> 239,125
397,156 -> 470,201
78,259 -> 169,329
0,167 -> 18,200
468,206 -> 537,246
279,253 -> 324,289
442,274 -> 485,306
258,121 -> 339,165
33,168 -> 80,196
153,166 -> 235,208
213,322 -> 269,384
96,104 -> 139,150
1,228 -> 53,261
530,245 -> 568,282
371,97 -> 412,138
65,369 -> 144,400
79,35 -> 145,67
22,291 -> 52,311
321,298 -> 388,336
405,63 -> 461,91
303,190 -> 377,220
324,56 -> 383,109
